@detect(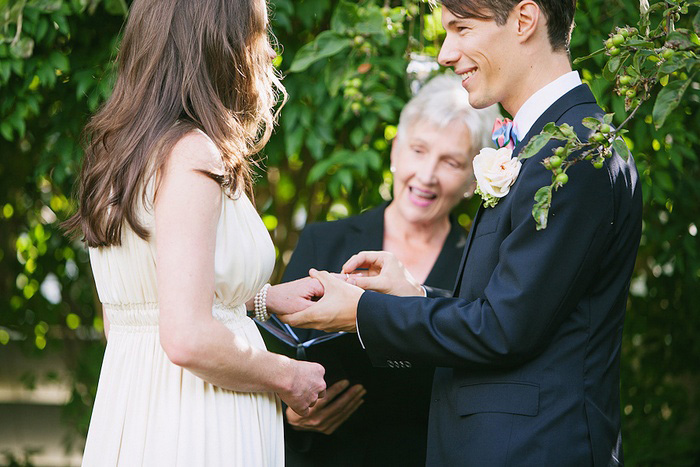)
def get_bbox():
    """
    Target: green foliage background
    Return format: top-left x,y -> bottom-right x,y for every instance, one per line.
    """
0,0 -> 698,464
